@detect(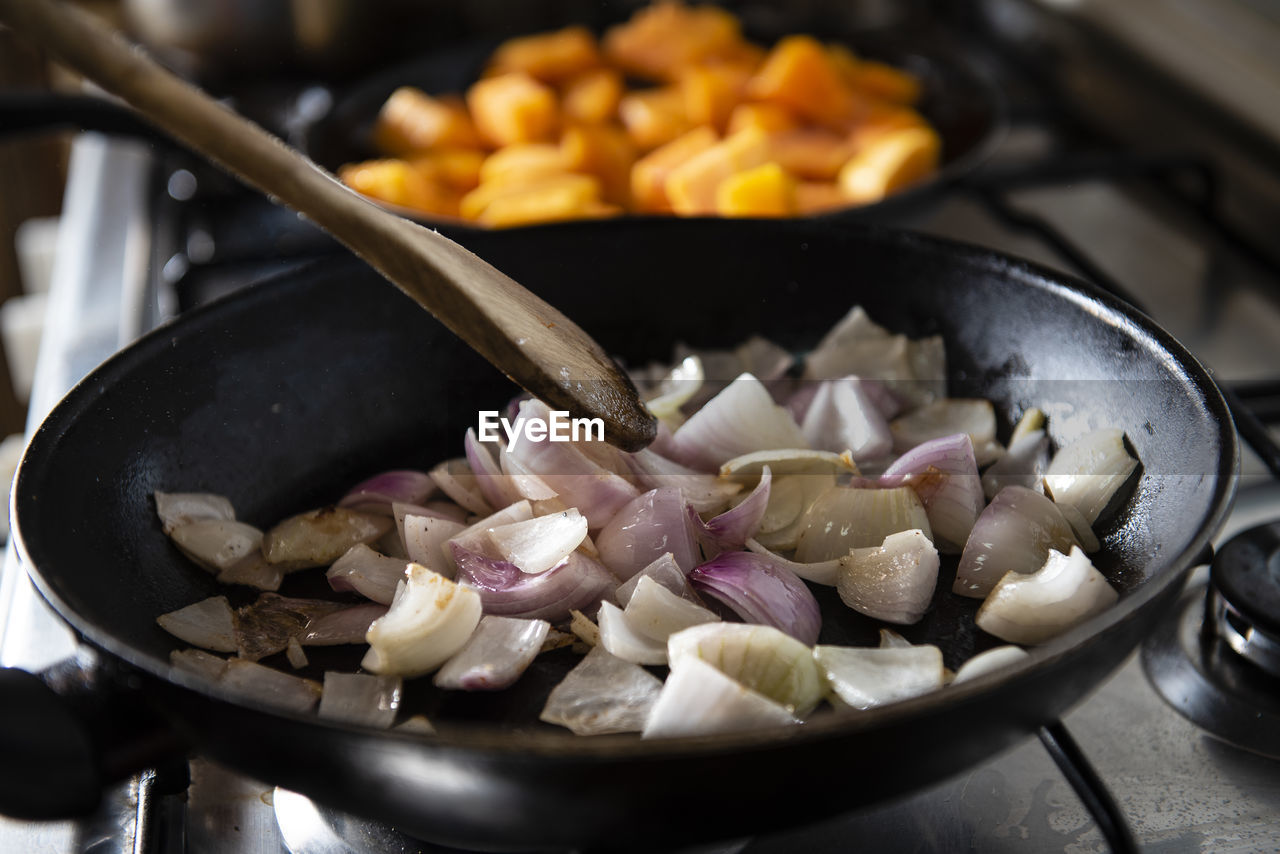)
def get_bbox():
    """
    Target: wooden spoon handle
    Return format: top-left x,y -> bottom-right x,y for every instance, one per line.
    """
0,0 -> 657,451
